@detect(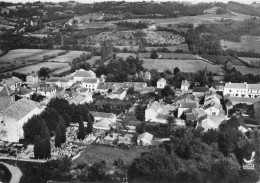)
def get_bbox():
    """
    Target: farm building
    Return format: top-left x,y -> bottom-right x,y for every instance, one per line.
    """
224,82 -> 260,99
137,132 -> 153,146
